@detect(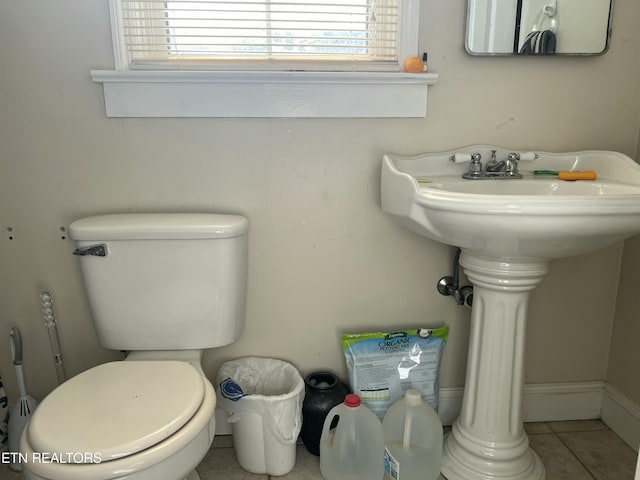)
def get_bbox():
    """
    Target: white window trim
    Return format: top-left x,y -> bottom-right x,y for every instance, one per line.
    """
92,0 -> 439,118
